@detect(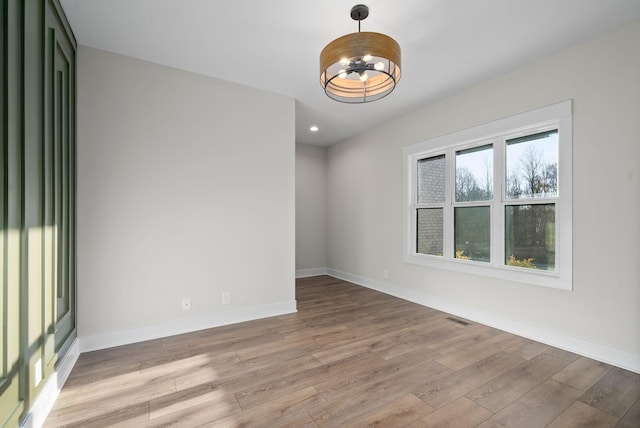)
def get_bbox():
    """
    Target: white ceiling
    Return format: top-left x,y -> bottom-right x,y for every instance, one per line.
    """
60,0 -> 640,146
